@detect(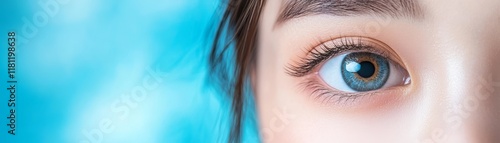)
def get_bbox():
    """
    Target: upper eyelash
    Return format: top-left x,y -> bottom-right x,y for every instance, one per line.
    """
285,37 -> 387,77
